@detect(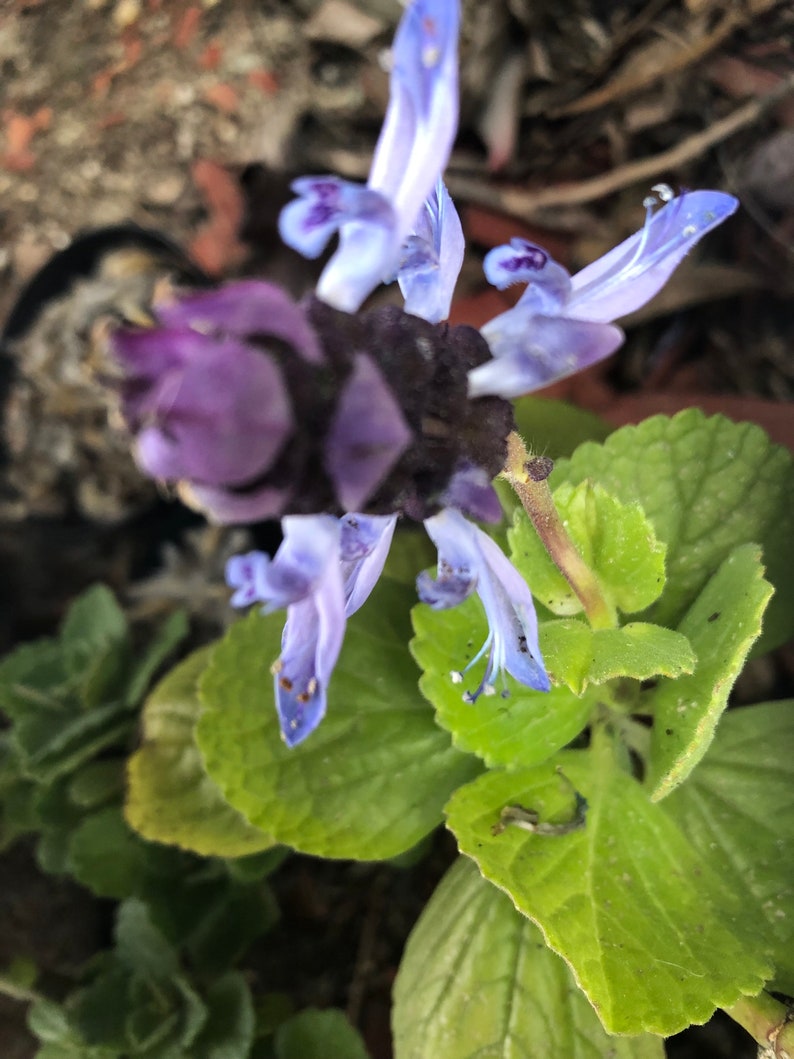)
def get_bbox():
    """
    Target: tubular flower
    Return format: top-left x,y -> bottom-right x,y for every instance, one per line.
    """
469,186 -> 739,398
227,513 -> 397,745
279,0 -> 460,313
418,508 -> 549,701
